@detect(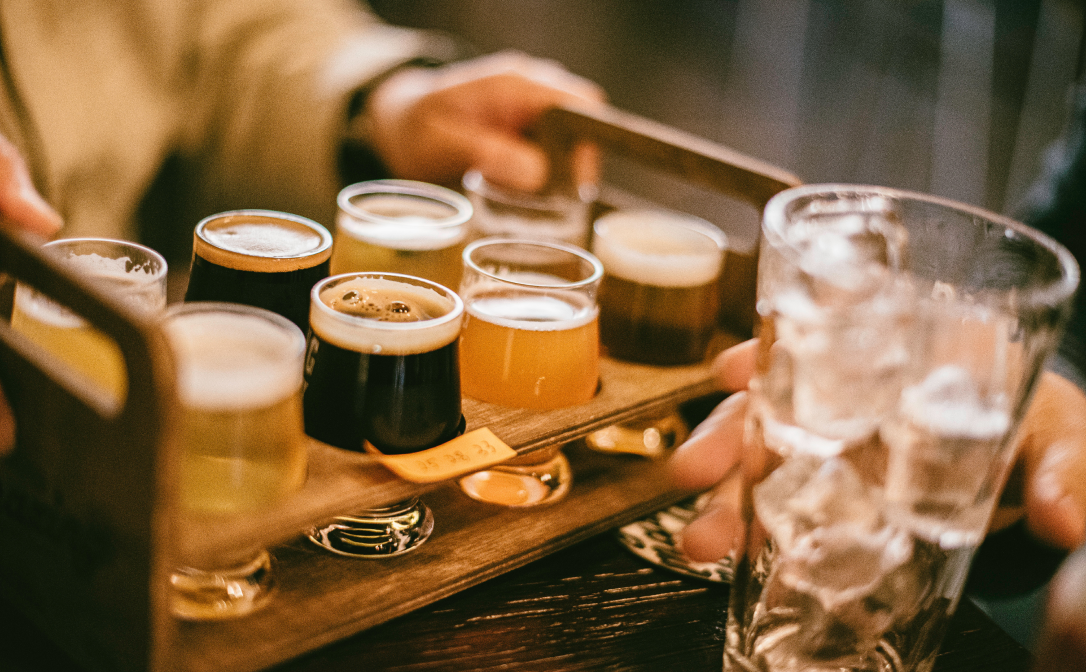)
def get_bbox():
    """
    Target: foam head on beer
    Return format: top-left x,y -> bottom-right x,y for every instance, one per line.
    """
591,209 -> 726,289
167,309 -> 305,410
195,210 -> 333,272
311,275 -> 463,355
